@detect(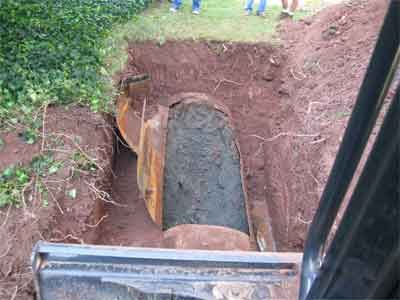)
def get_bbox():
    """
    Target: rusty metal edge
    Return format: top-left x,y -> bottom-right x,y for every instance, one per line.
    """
155,104 -> 169,225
